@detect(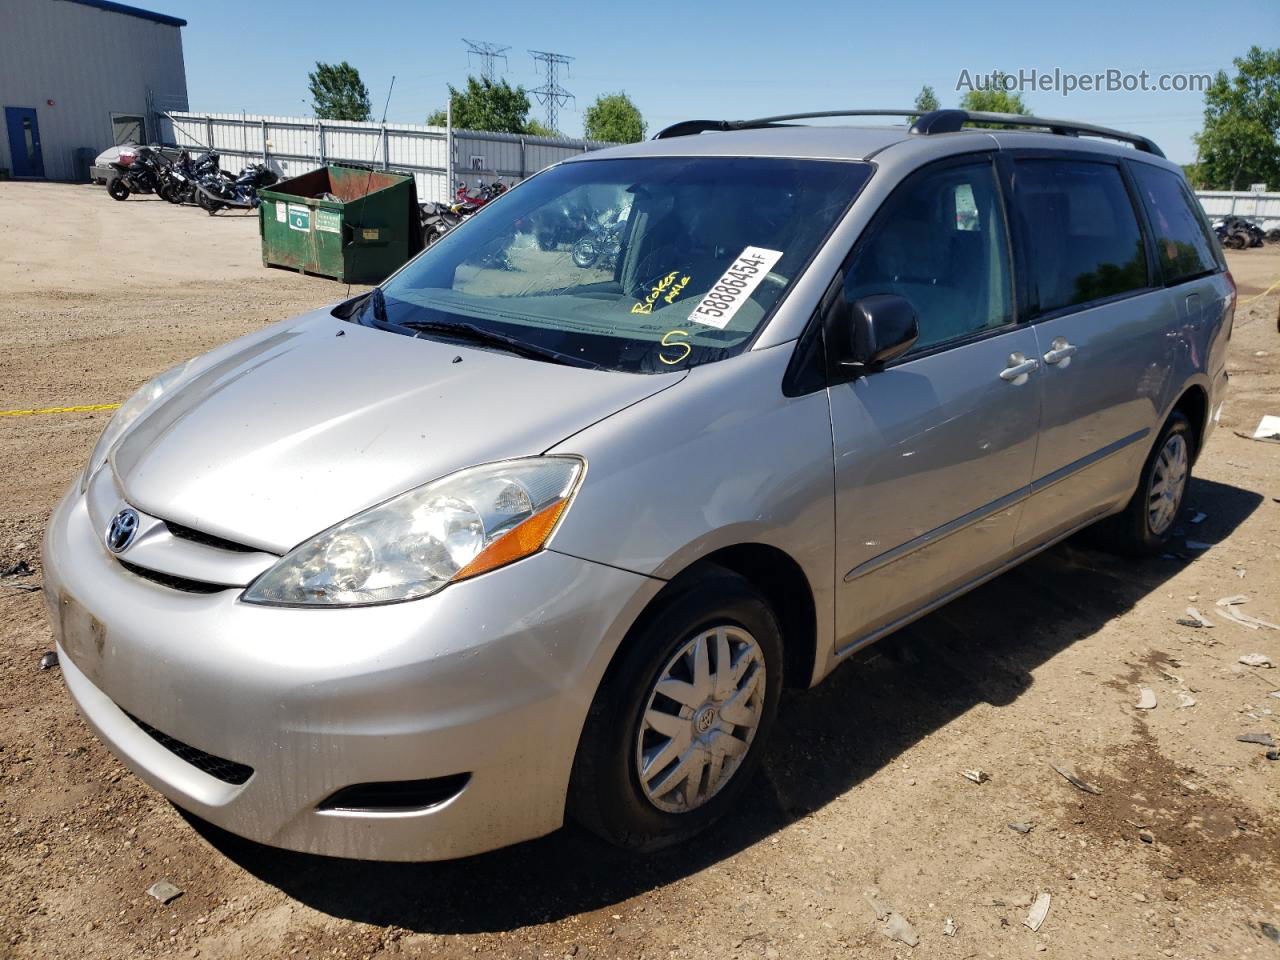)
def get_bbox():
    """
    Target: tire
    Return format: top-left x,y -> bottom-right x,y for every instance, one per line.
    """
1091,411 -> 1193,556
569,567 -> 783,852
572,238 -> 599,268
1226,232 -> 1247,250
536,230 -> 557,251
107,179 -> 130,201
197,191 -> 222,215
